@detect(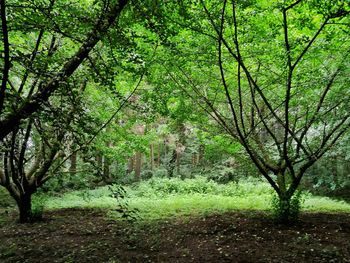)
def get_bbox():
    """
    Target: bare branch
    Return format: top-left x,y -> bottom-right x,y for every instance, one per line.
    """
285,0 -> 304,11
0,0 -> 10,115
292,18 -> 329,69
282,8 -> 293,169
